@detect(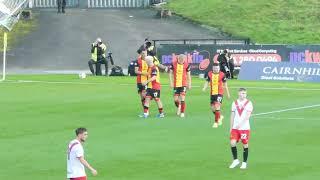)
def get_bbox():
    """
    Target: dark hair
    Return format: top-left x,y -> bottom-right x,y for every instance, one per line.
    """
212,62 -> 219,66
145,41 -> 152,47
75,127 -> 87,136
223,49 -> 228,54
238,88 -> 247,92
